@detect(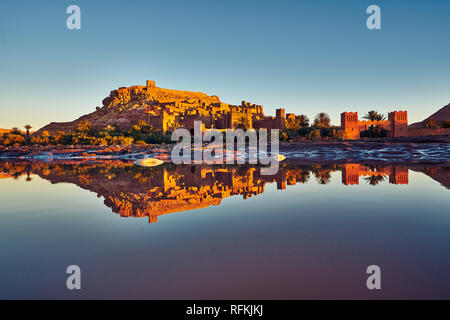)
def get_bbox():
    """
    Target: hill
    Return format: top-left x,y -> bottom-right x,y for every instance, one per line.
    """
37,80 -> 225,134
409,103 -> 450,128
